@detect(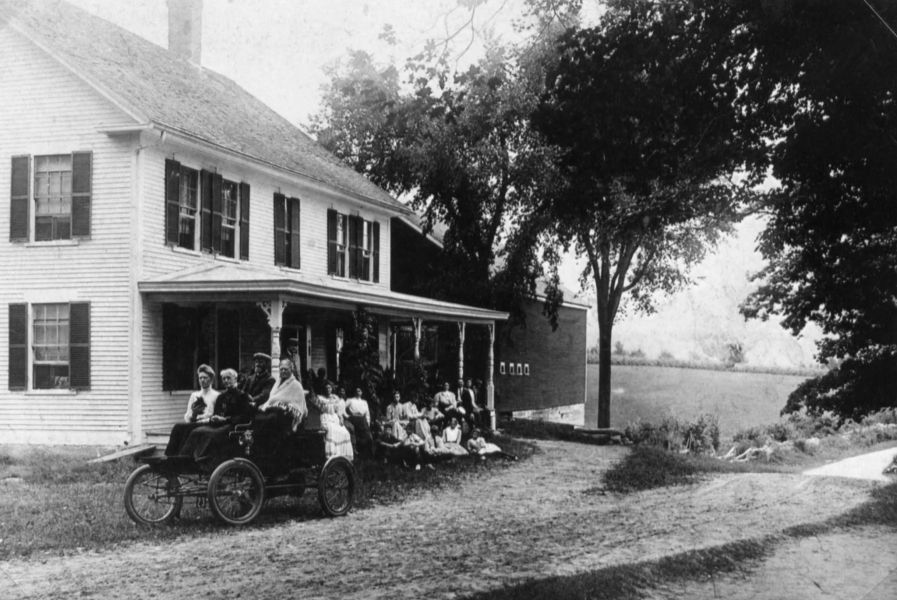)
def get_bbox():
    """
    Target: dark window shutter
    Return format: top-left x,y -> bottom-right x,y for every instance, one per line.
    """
164,159 -> 181,246
10,156 -> 30,241
327,209 -> 338,275
373,221 -> 380,283
348,215 -> 360,279
8,303 -> 27,390
239,181 -> 250,260
200,169 -> 213,252
69,303 -> 90,390
71,152 -> 92,238
211,173 -> 223,253
289,197 -> 301,269
273,193 -> 286,266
